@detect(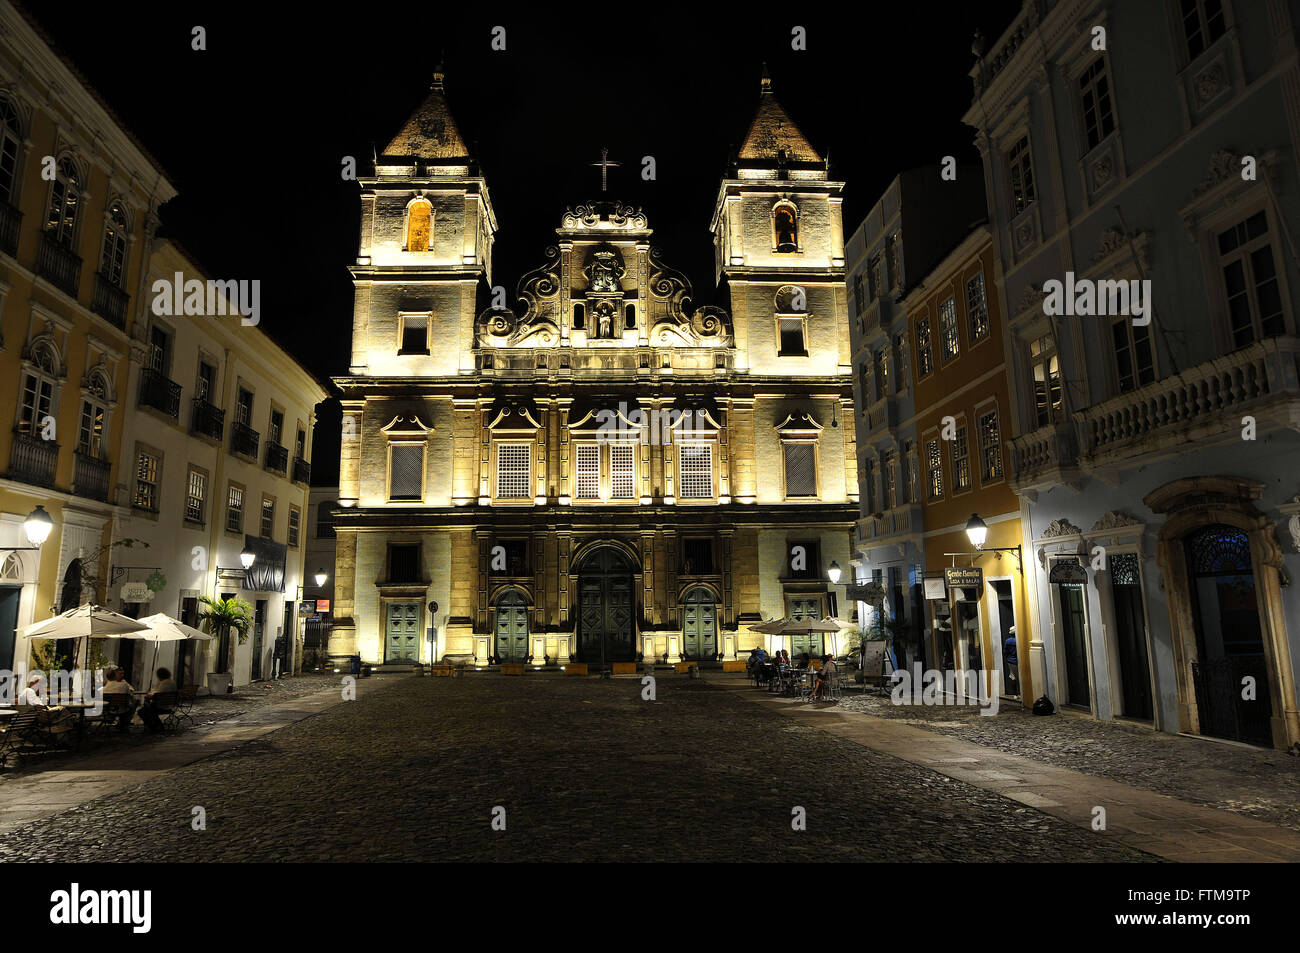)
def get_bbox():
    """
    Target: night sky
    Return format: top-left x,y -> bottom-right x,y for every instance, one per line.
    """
29,2 -> 1021,483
